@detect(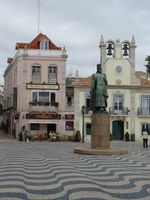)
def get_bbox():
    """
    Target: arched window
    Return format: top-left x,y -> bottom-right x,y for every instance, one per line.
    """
106,42 -> 114,57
